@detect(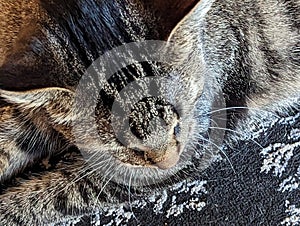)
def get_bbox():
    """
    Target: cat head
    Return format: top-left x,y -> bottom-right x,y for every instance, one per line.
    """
0,0 -> 218,187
